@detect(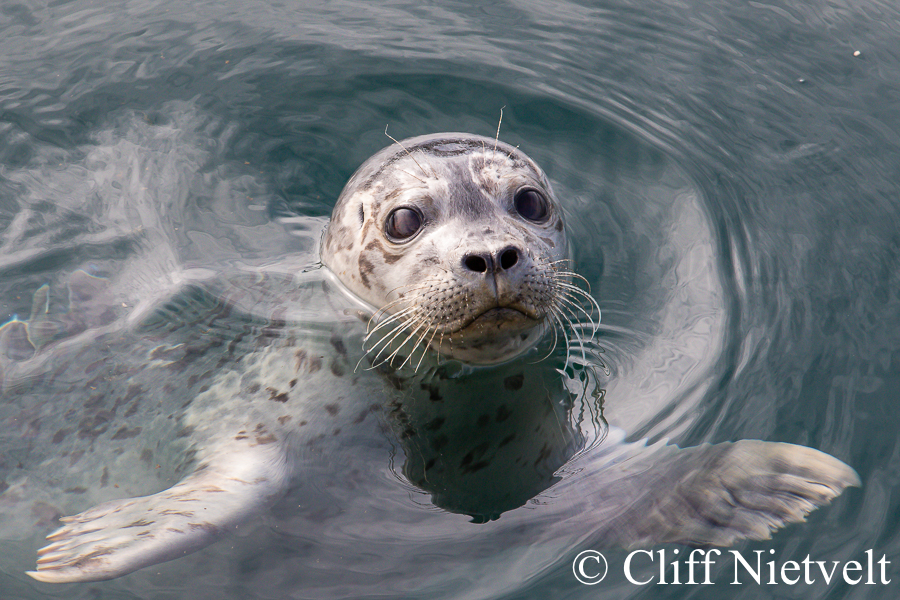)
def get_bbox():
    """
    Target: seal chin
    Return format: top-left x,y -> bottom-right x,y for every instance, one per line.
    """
457,307 -> 540,335
436,308 -> 545,365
